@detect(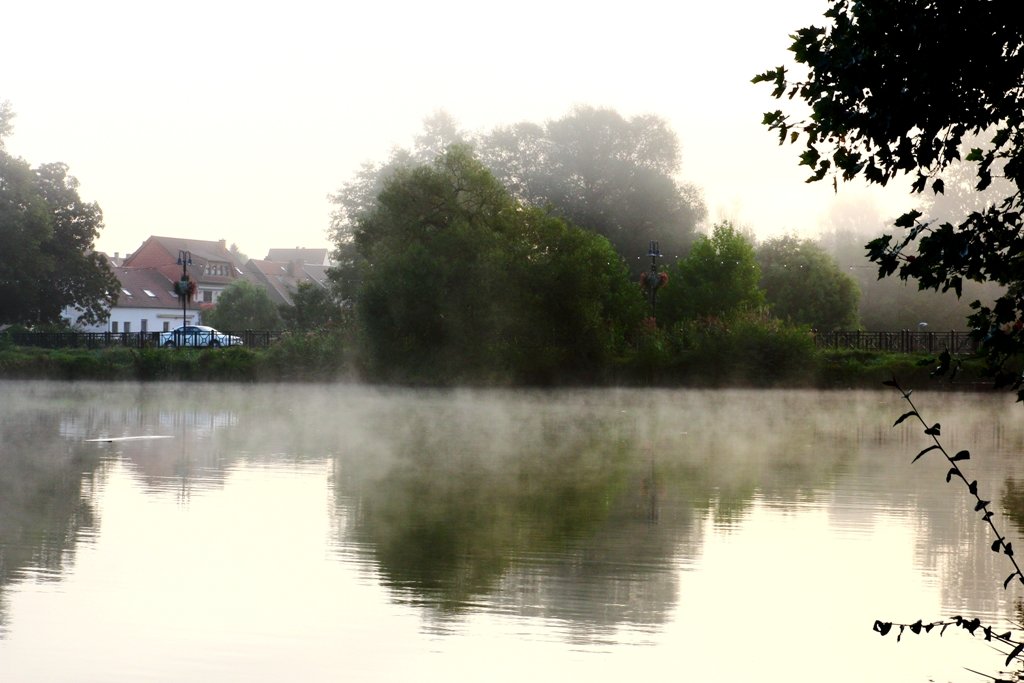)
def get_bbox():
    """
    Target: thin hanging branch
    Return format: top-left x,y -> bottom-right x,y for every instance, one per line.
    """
875,376 -> 1024,672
